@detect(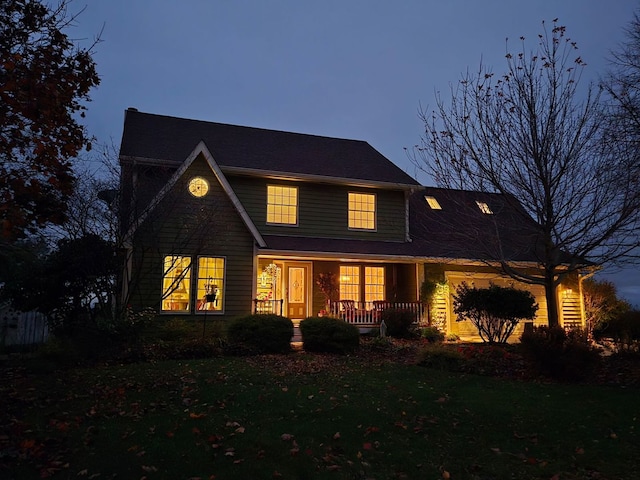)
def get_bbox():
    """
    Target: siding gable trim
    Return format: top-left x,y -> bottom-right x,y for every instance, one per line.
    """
124,141 -> 267,248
